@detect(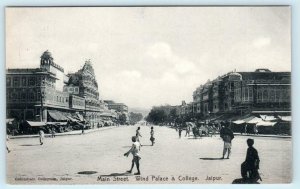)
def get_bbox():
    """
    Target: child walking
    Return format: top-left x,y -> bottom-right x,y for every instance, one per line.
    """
124,136 -> 141,175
